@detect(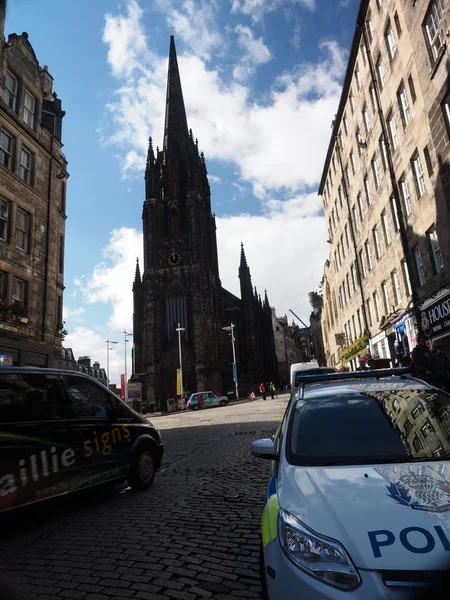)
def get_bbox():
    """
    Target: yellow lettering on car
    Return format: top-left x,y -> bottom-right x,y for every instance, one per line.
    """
83,440 -> 93,458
